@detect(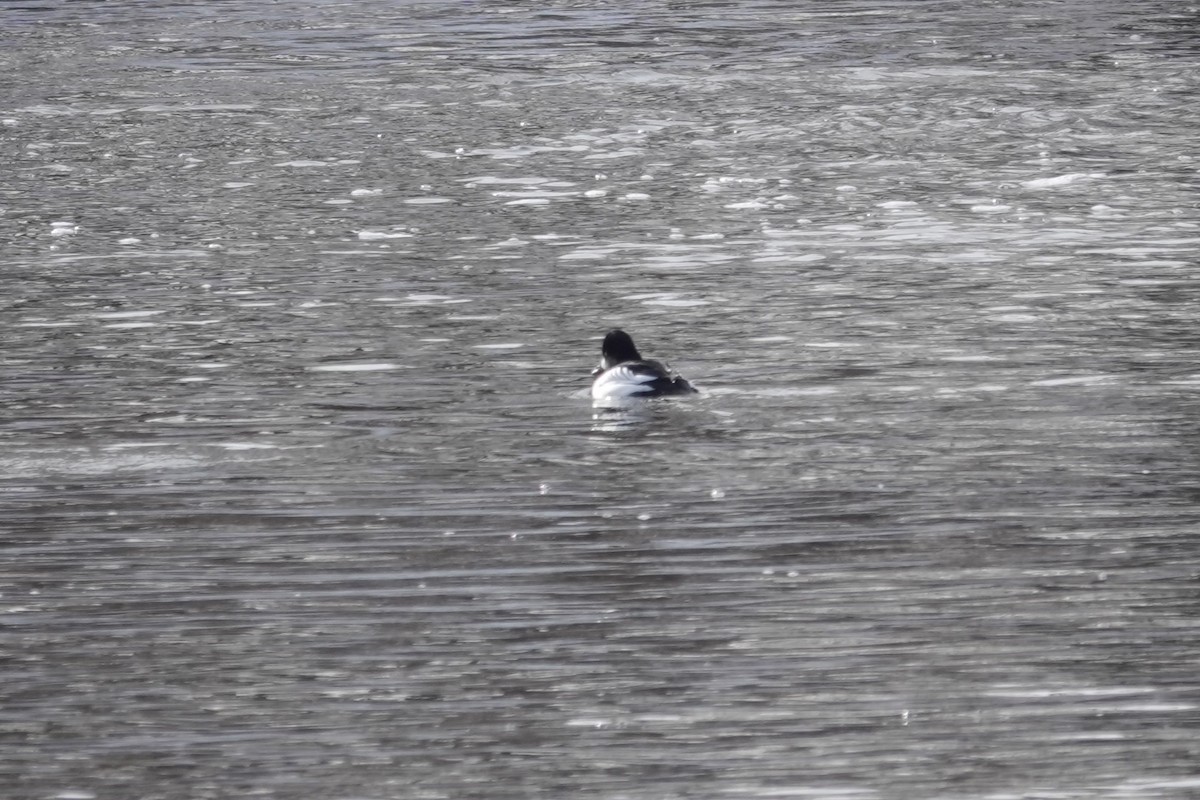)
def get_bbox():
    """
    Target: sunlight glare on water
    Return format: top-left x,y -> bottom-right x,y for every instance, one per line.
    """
3,1 -> 1200,798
